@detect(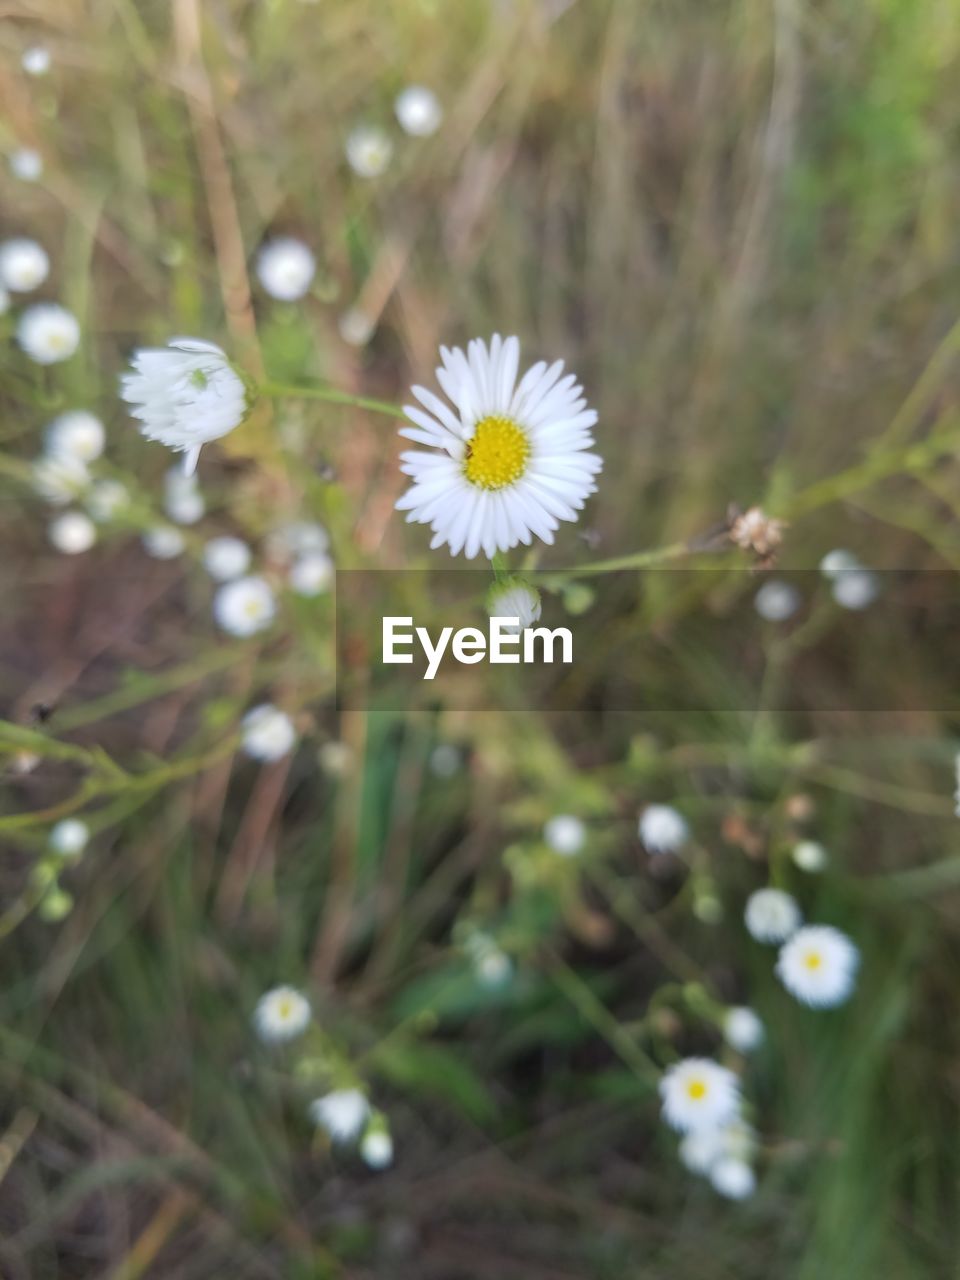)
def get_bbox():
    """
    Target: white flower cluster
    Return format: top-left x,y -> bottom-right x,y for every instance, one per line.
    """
0,234 -> 81,365
820,548 -> 879,611
661,1059 -> 758,1199
745,887 -> 859,1007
